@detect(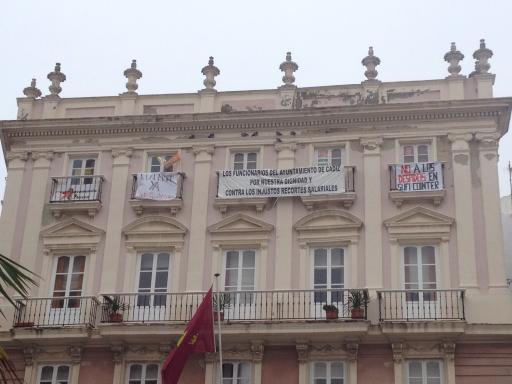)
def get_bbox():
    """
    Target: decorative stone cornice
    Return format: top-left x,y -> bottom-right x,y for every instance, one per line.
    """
391,342 -> 404,363
68,346 -> 82,364
111,148 -> 133,158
